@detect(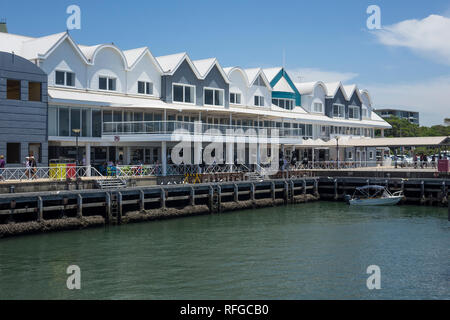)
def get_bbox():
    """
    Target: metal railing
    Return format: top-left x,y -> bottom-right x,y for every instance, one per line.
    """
102,120 -> 313,139
0,166 -> 103,182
